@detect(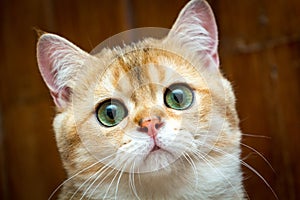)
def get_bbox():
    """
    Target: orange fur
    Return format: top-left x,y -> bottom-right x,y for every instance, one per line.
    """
50,46 -> 243,199
37,1 -> 244,199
